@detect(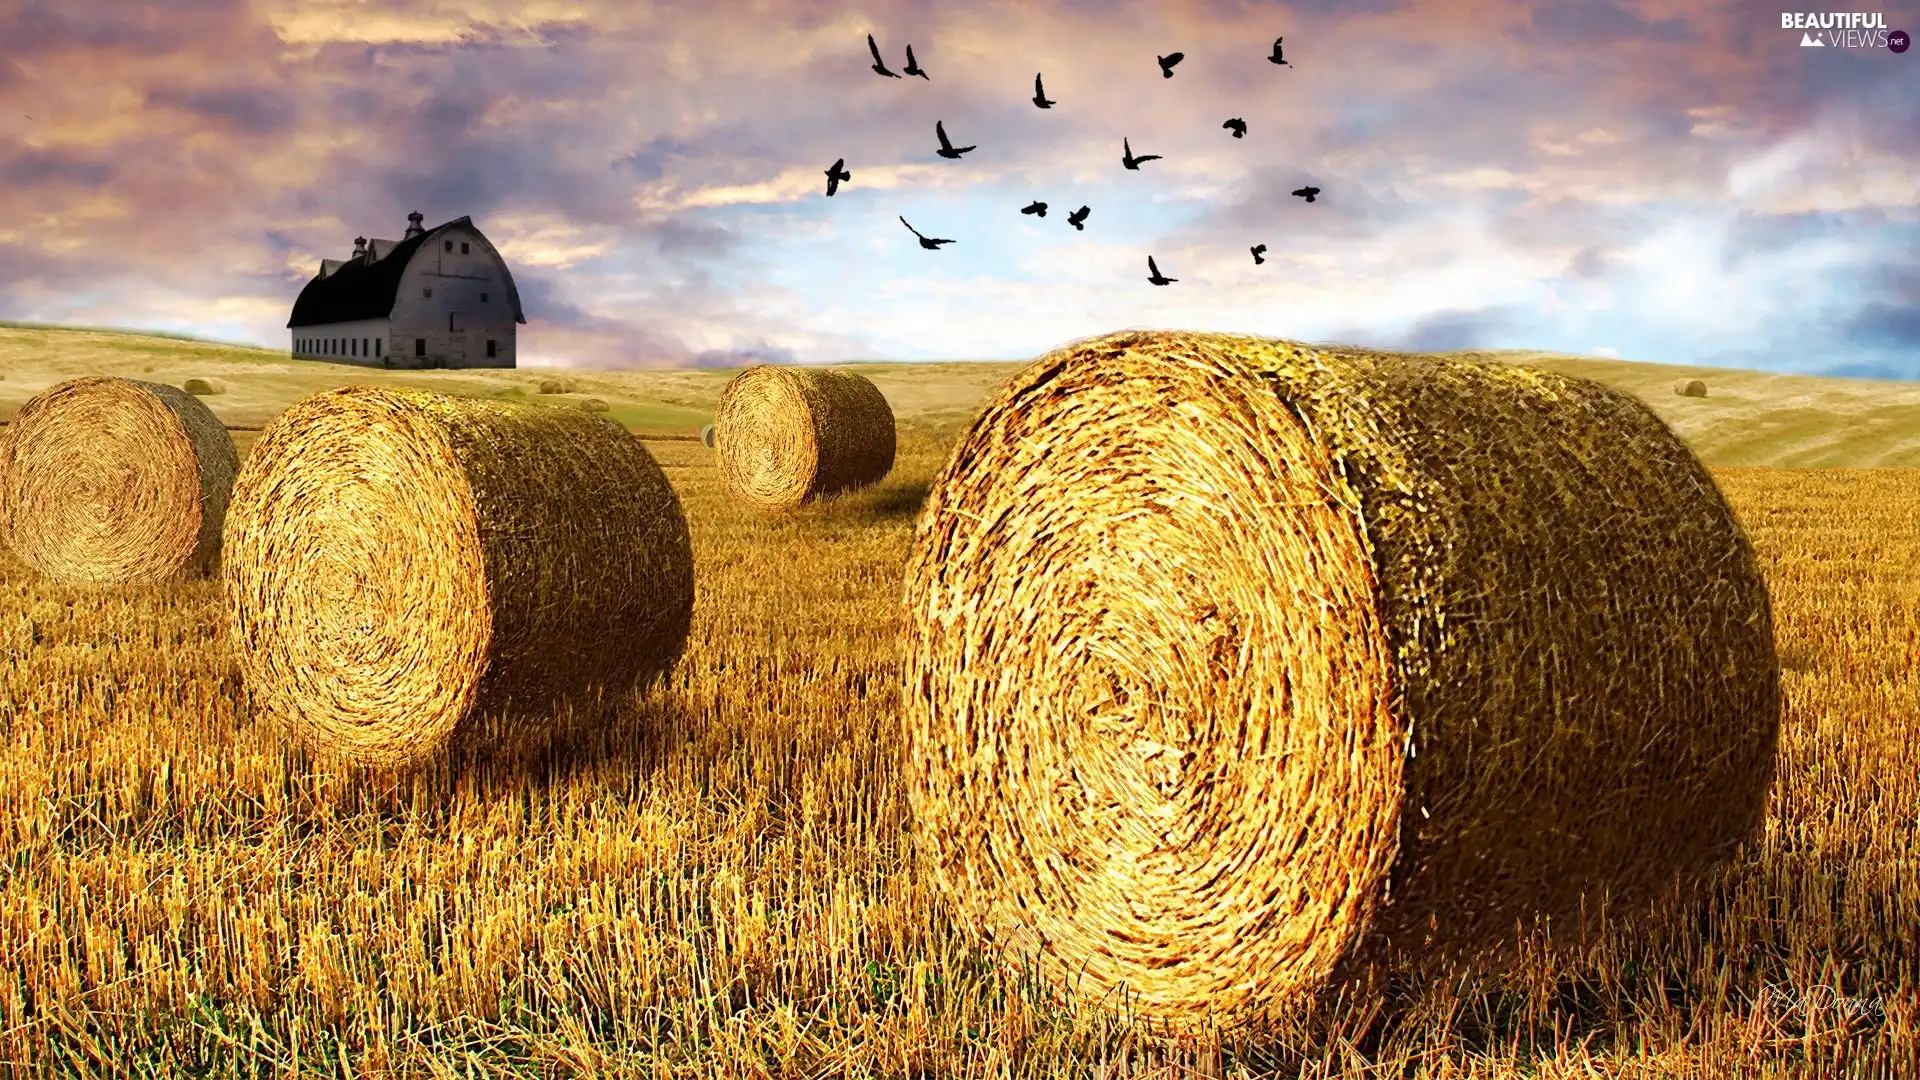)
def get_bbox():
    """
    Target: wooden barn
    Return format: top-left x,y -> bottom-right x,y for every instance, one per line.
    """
287,211 -> 526,369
